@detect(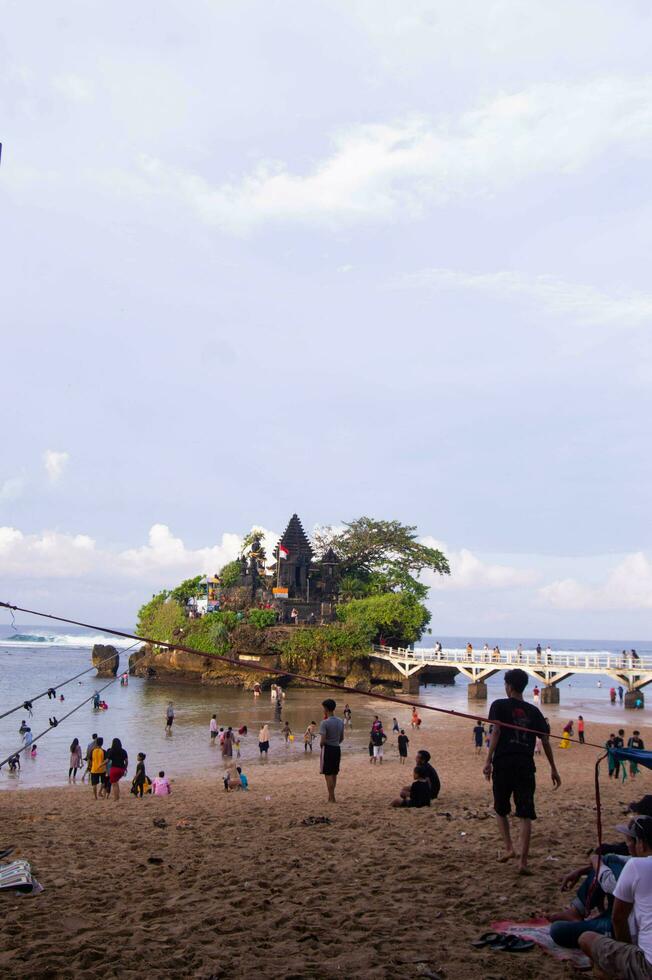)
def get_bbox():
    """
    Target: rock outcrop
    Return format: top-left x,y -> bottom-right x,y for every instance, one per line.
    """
92,644 -> 120,677
127,627 -> 457,691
